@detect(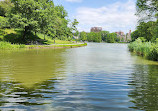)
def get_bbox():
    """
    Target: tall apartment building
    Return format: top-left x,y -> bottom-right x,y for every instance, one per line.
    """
90,27 -> 102,32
